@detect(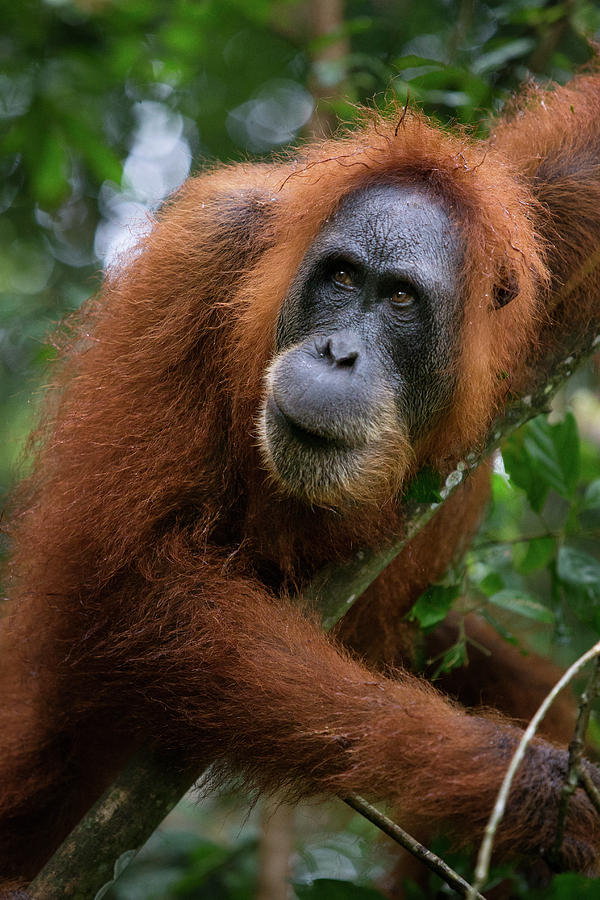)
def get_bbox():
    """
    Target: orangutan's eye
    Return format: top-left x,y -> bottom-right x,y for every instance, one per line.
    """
390,289 -> 415,306
332,269 -> 355,287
